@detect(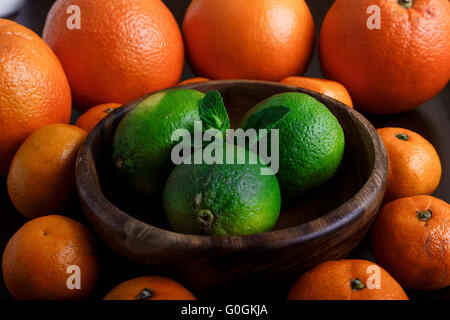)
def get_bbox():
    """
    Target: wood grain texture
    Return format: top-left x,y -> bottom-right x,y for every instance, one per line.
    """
76,80 -> 388,294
